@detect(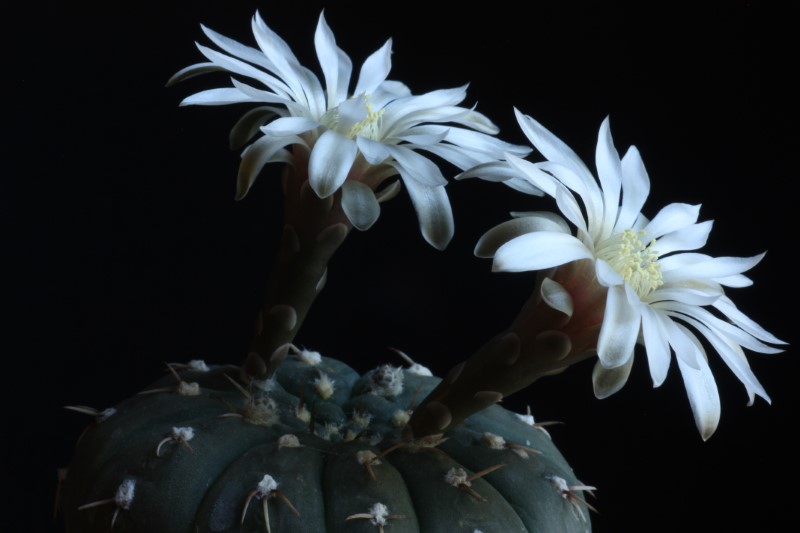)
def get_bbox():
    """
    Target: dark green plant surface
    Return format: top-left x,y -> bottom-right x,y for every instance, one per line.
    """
63,355 -> 592,532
